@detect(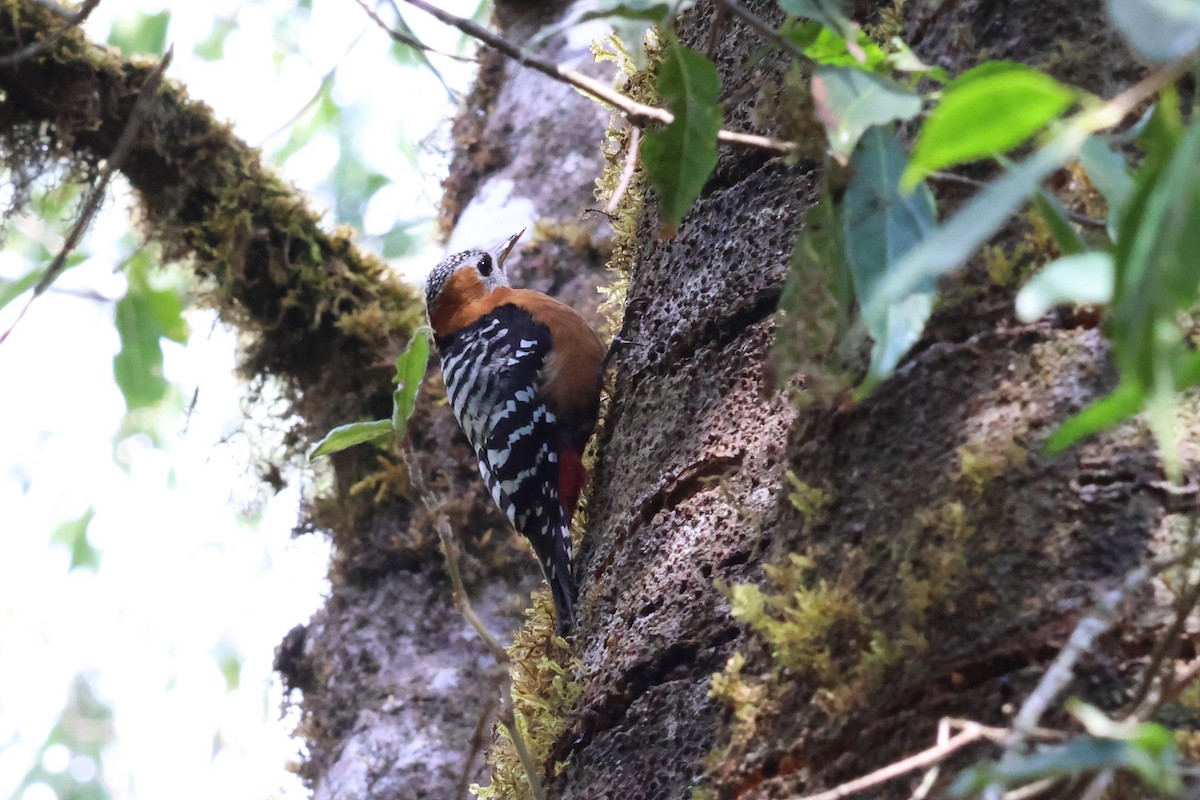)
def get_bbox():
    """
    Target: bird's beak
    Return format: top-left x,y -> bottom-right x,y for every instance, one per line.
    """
494,228 -> 525,268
